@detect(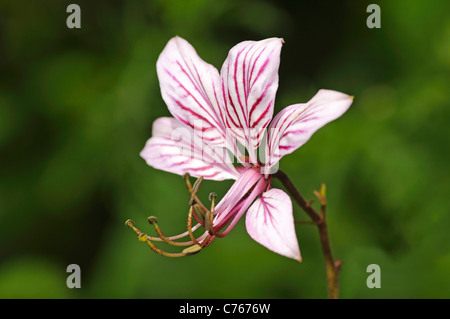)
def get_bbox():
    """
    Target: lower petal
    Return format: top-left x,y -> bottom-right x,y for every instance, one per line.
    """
245,188 -> 301,261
